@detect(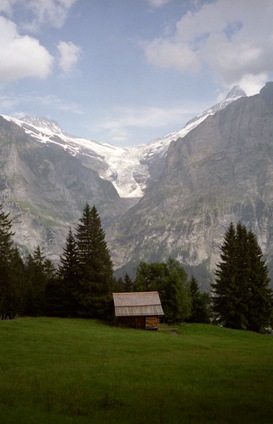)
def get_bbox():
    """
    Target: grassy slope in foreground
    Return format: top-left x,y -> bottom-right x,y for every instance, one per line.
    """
0,318 -> 273,424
